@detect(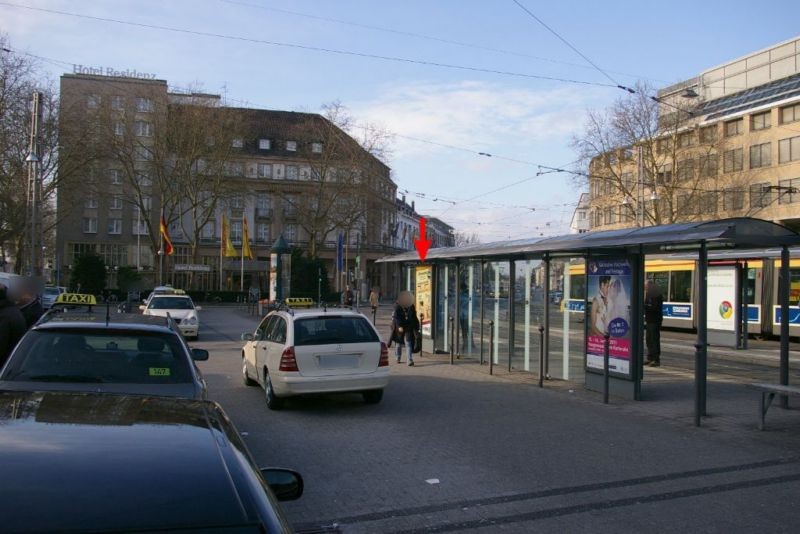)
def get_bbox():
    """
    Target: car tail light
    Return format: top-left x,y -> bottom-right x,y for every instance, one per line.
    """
379,342 -> 389,367
279,346 -> 299,372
